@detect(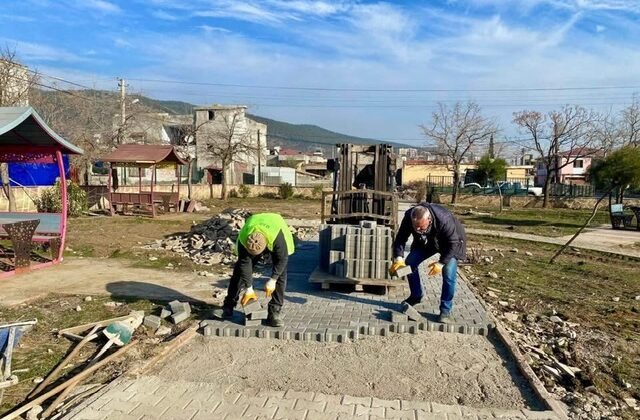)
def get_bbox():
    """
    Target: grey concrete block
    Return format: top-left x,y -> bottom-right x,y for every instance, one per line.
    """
159,308 -> 172,319
395,265 -> 413,278
244,318 -> 262,327
199,319 -> 215,329
243,299 -> 262,315
169,300 -> 191,315
144,315 -> 162,330
170,310 -> 190,324
359,220 -> 377,229
203,325 -> 213,336
390,311 -> 409,323
248,309 -> 268,320
401,302 -> 425,322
